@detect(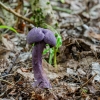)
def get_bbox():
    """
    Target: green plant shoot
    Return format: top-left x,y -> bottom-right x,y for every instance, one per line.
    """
43,24 -> 62,67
